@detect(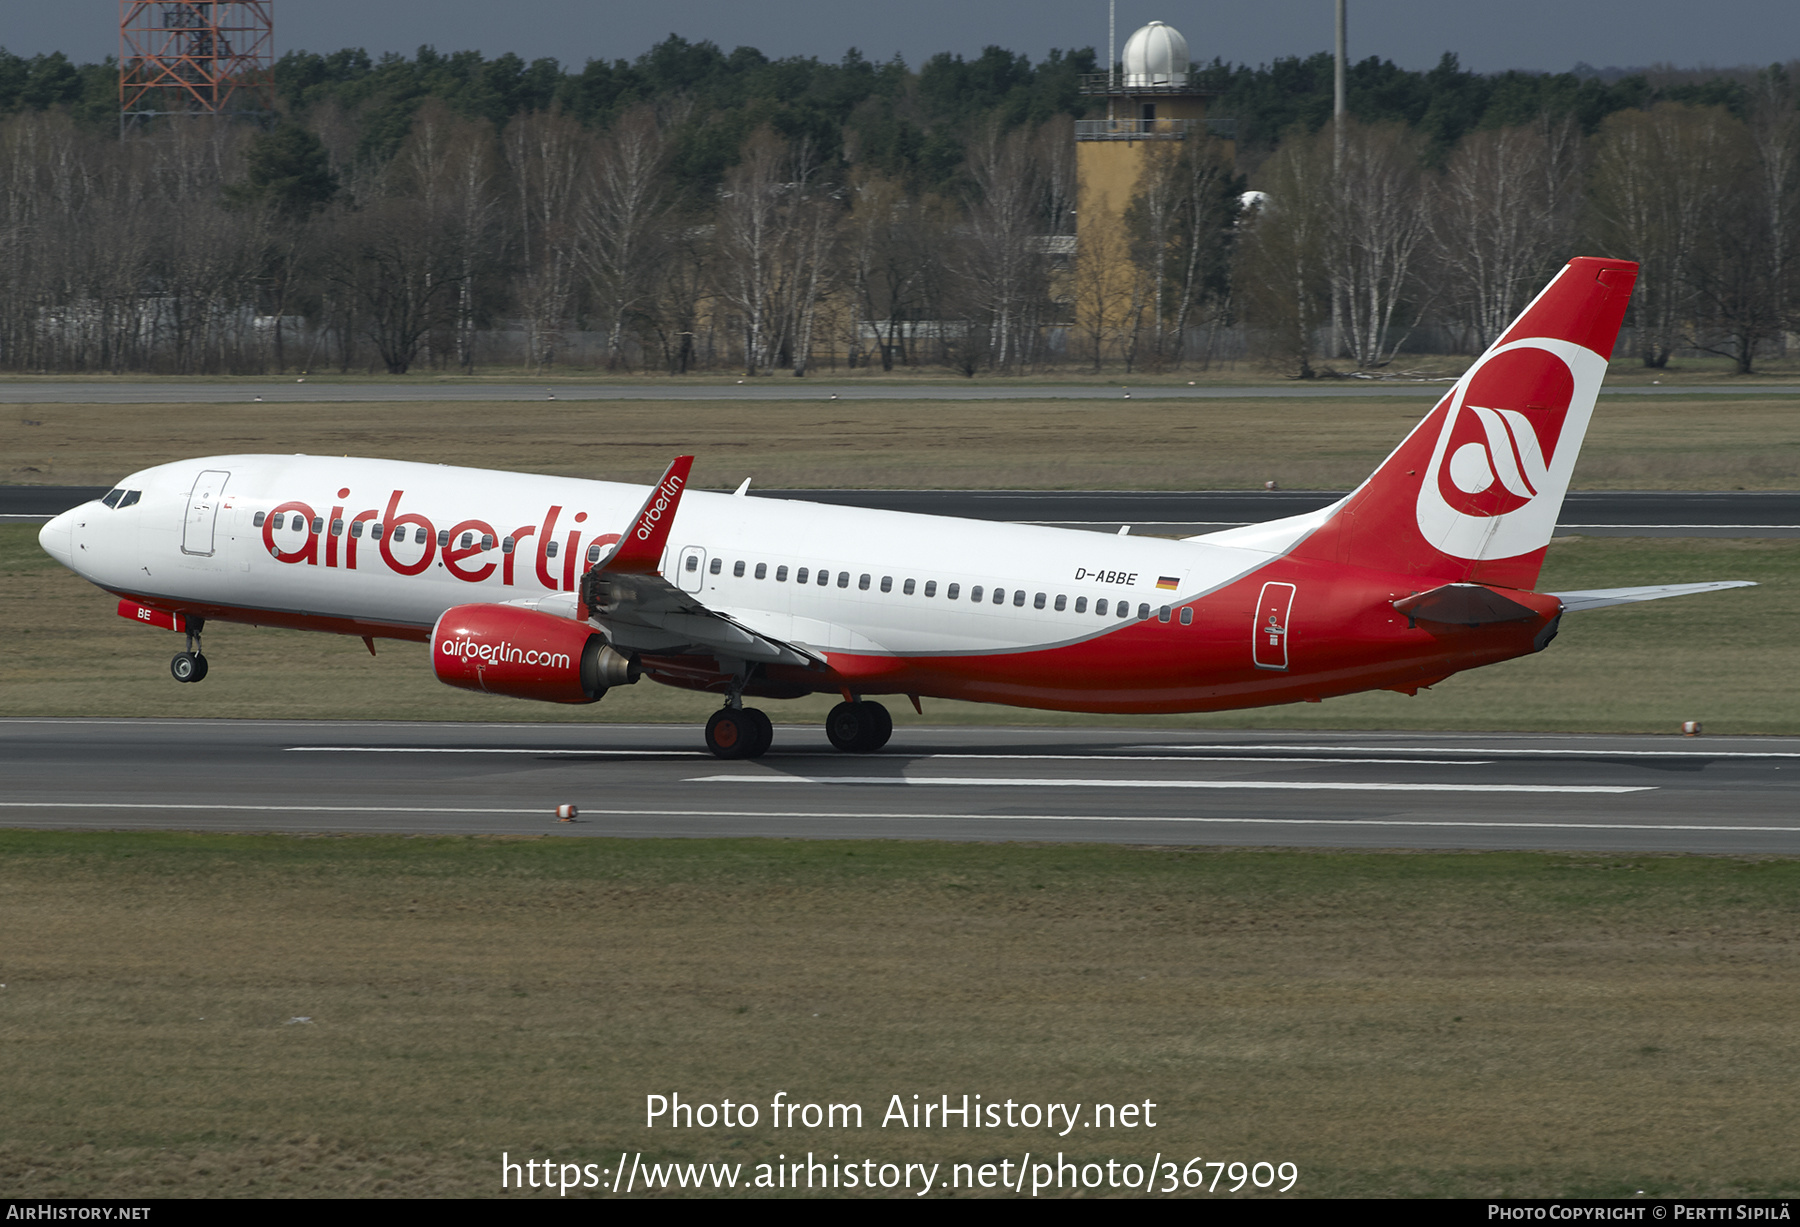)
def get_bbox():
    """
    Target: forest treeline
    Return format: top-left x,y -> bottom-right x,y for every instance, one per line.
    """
0,38 -> 1796,375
